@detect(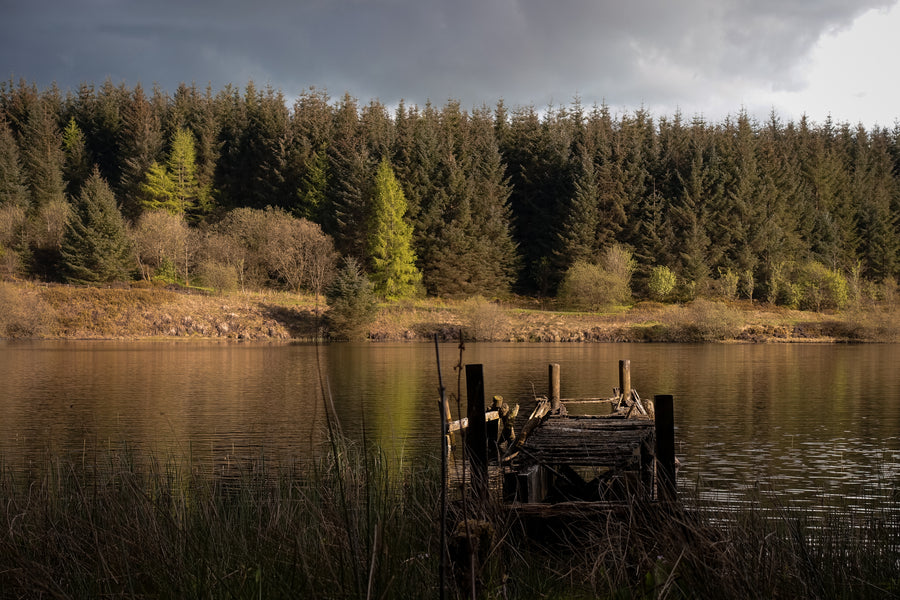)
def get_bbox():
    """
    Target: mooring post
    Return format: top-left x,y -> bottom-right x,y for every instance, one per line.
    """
466,364 -> 488,500
654,394 -> 676,502
618,359 -> 631,407
549,363 -> 561,412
